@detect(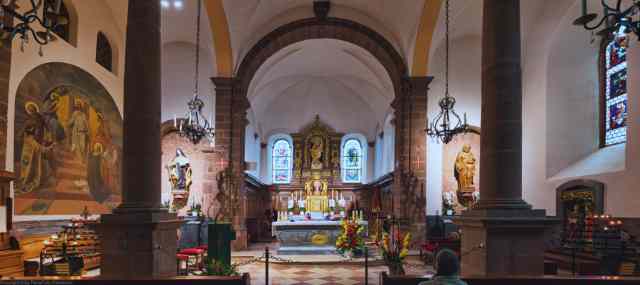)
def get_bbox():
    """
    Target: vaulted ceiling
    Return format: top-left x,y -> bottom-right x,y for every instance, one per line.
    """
103,0 -> 491,141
